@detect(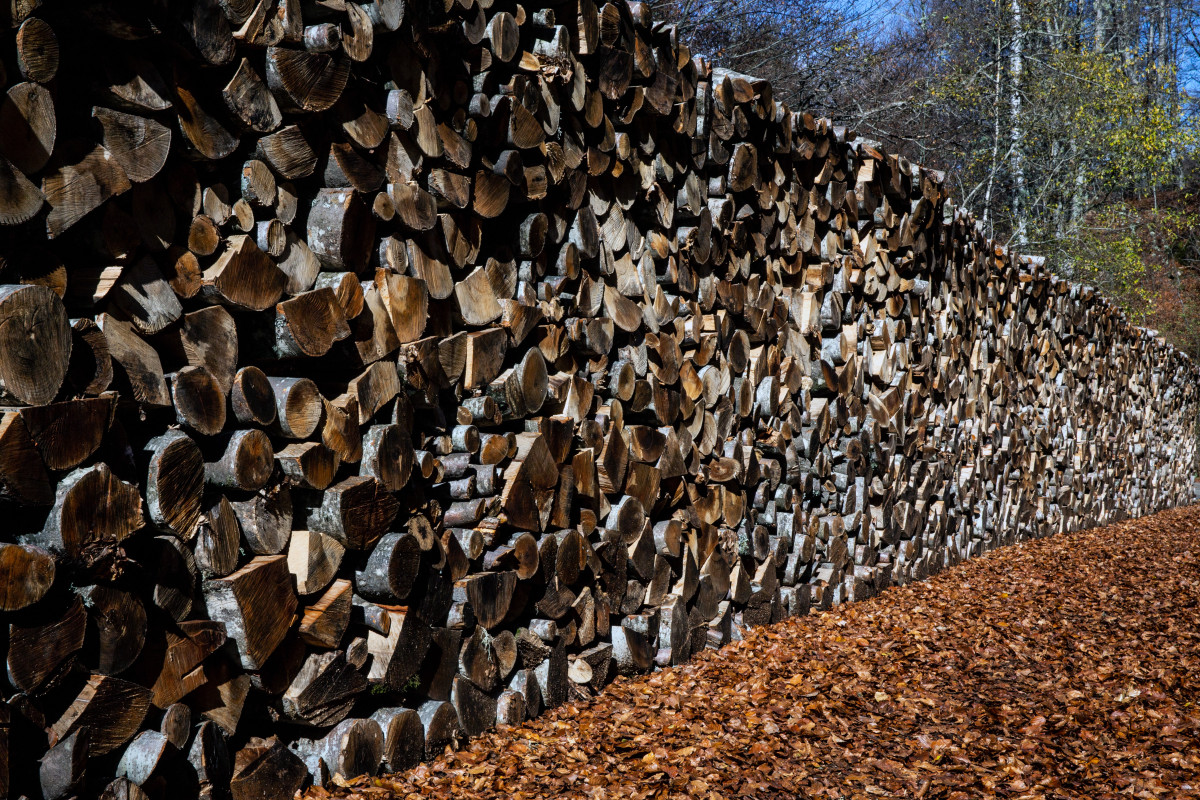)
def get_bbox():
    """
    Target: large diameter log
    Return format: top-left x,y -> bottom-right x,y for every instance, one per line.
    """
0,284 -> 71,405
203,555 -> 297,670
0,411 -> 53,505
366,608 -> 430,689
19,397 -> 113,472
80,584 -> 147,676
34,463 -> 145,557
295,718 -> 382,786
306,475 -> 399,550
50,675 -> 152,756
8,594 -> 86,692
230,737 -> 308,800
279,648 -> 367,727
0,543 -> 55,610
